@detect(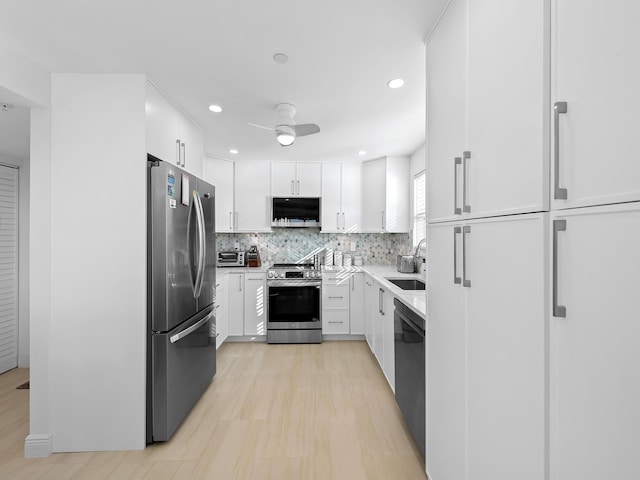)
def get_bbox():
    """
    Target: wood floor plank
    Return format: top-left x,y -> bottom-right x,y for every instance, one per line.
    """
0,342 -> 426,479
